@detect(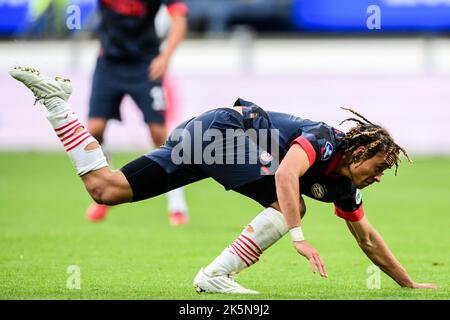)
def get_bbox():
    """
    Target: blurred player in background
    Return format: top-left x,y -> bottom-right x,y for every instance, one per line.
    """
86,0 -> 190,225
9,67 -> 438,294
